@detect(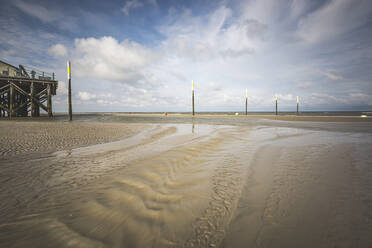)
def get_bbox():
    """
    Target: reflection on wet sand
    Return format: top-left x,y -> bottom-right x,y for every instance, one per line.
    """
1,124 -> 250,247
1,121 -> 372,248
